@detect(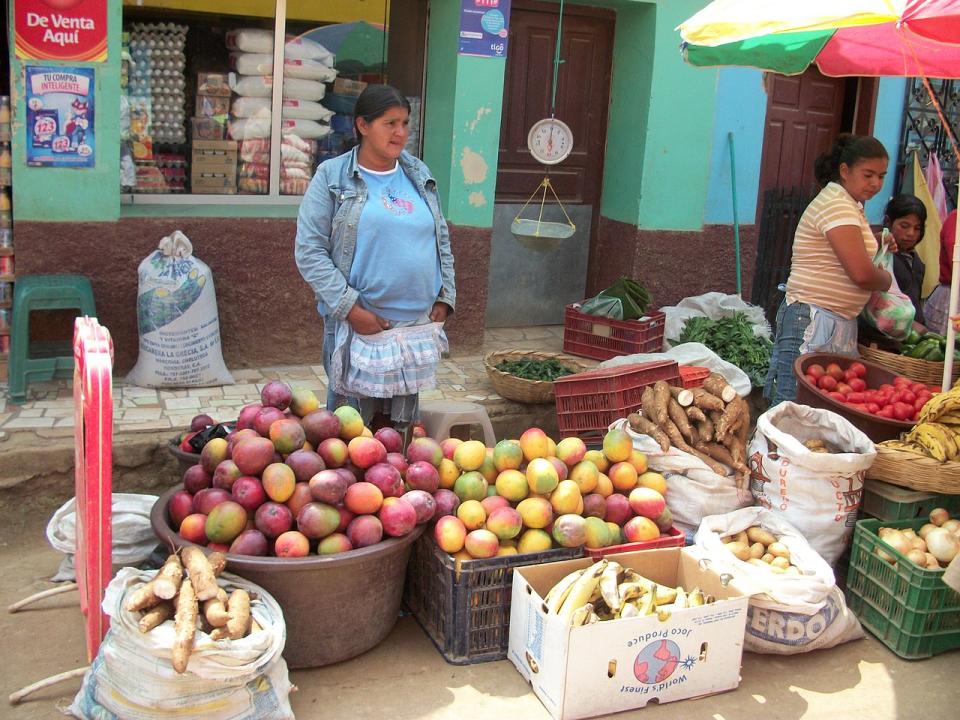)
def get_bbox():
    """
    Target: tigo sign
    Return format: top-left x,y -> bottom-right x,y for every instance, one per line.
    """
15,0 -> 108,62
